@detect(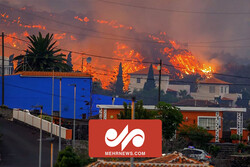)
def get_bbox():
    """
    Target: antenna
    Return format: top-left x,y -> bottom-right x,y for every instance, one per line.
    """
86,57 -> 92,63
